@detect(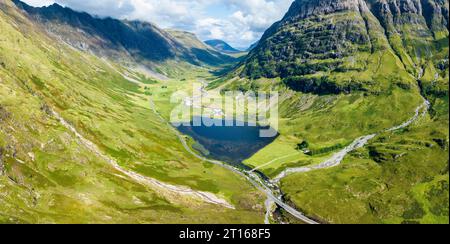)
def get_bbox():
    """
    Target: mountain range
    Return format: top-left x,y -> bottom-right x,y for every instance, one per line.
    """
0,0 -> 448,224
12,0 -> 236,67
205,39 -> 242,53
